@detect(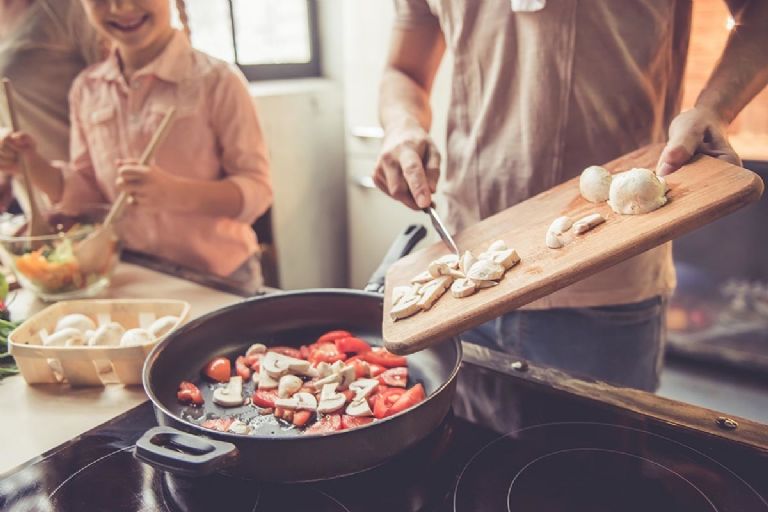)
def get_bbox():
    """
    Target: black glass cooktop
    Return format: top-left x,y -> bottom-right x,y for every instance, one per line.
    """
2,346 -> 768,512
